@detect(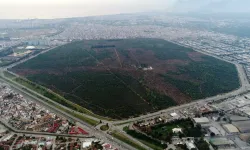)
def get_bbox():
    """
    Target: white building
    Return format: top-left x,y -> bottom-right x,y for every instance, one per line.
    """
193,117 -> 209,124
172,128 -> 182,133
82,141 -> 92,149
25,46 -> 36,50
185,141 -> 196,150
170,112 -> 179,118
